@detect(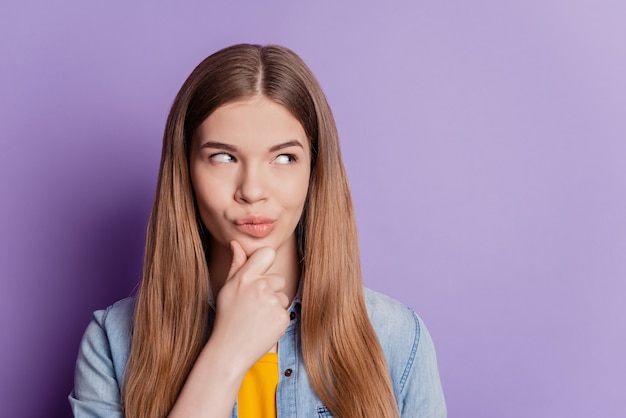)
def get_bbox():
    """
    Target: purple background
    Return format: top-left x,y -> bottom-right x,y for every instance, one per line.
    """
1,1 -> 625,417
